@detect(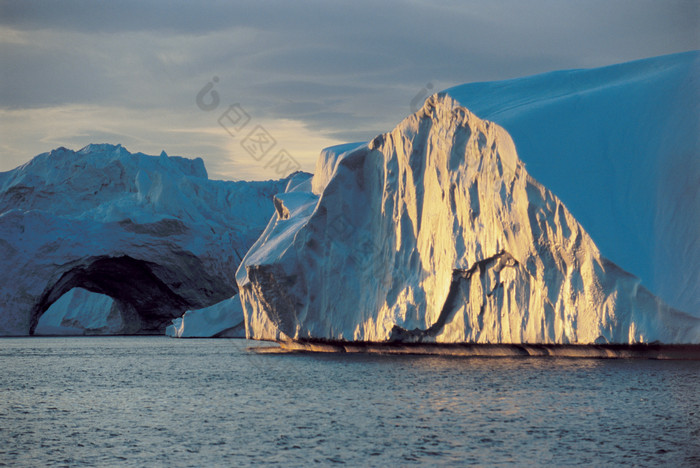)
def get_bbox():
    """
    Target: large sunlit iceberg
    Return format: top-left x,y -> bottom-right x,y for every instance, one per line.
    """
236,52 -> 700,345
